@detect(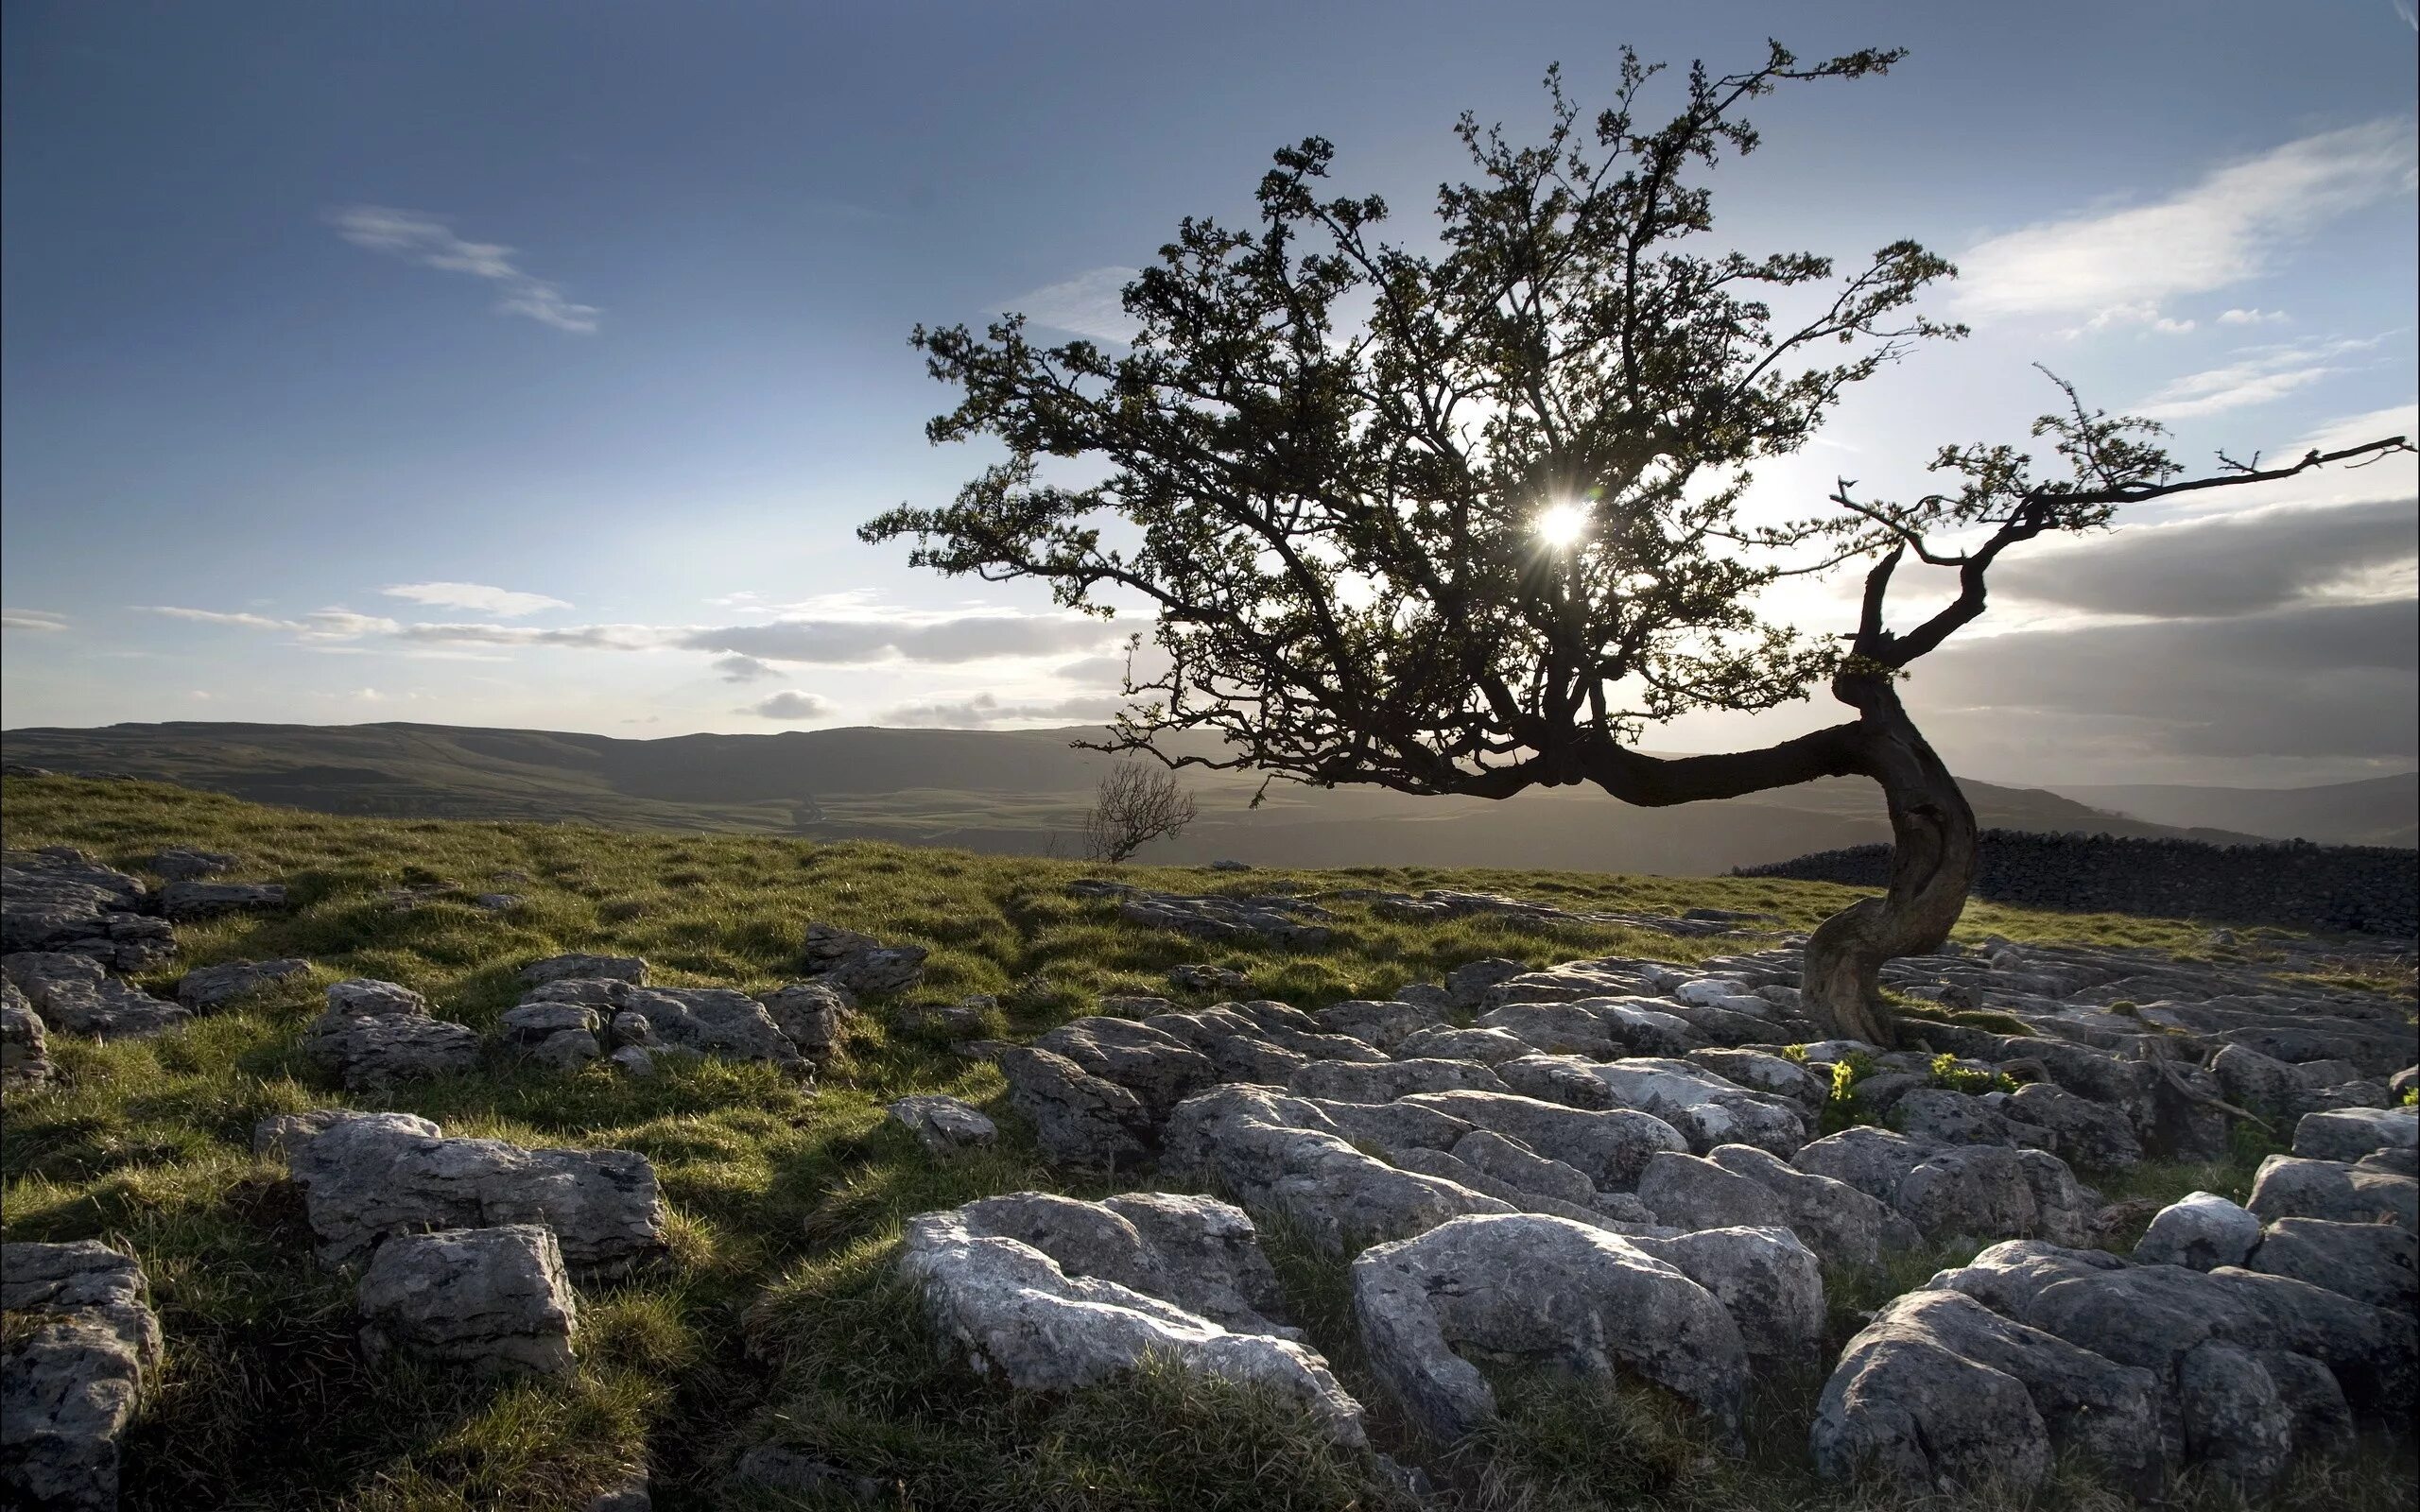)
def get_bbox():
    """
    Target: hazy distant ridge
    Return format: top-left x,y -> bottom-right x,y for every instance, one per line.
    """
0,719 -> 2297,875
